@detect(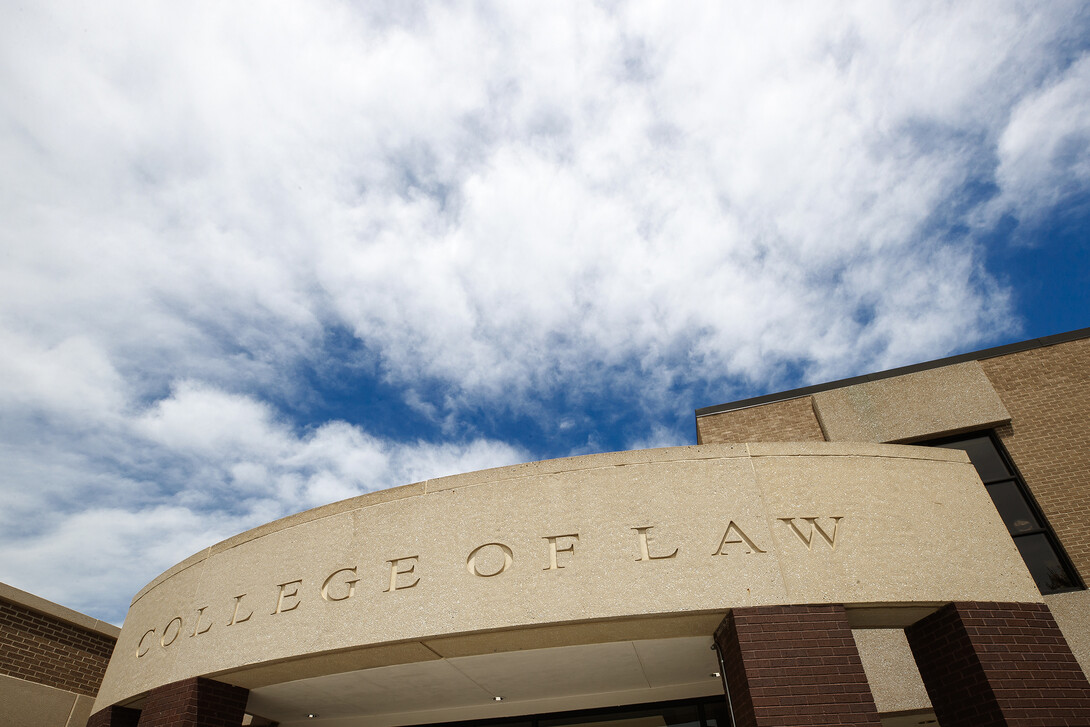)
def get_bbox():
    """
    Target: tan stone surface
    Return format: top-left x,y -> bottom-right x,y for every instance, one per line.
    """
744,440 -> 967,461
1045,590 -> 1090,676
0,672 -> 79,727
749,450 -> 1033,604
67,695 -> 95,727
133,482 -> 428,604
697,397 -> 825,444
220,642 -> 441,691
95,444 -> 1039,711
811,361 -> 1011,443
852,629 -> 931,714
422,614 -> 722,659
